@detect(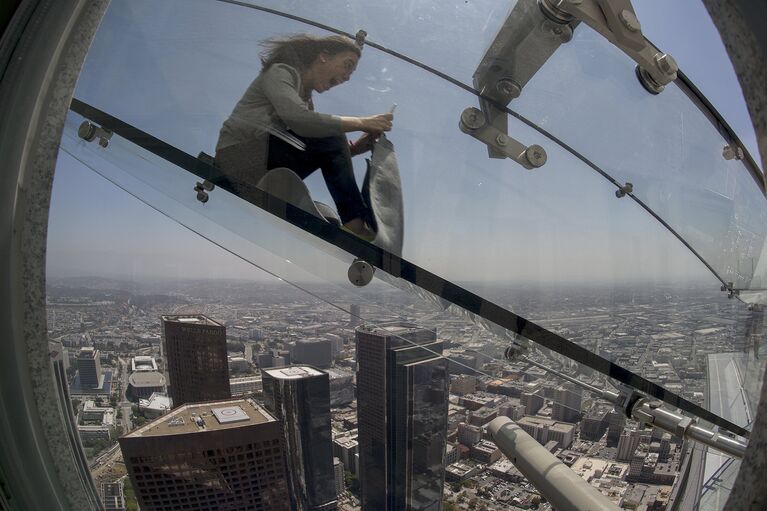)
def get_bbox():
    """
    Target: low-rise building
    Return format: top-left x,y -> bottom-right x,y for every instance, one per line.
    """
517,416 -> 576,449
445,462 -> 481,482
229,375 -> 262,396
470,440 -> 501,464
